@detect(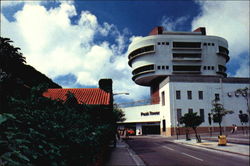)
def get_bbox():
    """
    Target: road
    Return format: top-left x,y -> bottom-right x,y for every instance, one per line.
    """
125,136 -> 249,166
